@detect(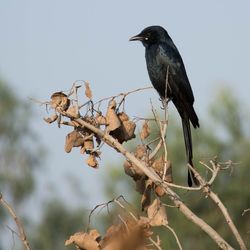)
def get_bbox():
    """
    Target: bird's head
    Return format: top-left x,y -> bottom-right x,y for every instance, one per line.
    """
129,26 -> 169,47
